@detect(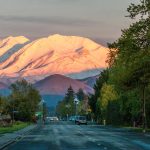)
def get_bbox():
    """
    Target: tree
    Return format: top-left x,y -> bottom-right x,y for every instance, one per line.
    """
9,79 -> 41,122
127,0 -> 150,19
56,86 -> 75,118
0,96 -> 9,115
90,0 -> 150,128
107,0 -> 150,129
78,94 -> 89,115
96,83 -> 119,124
88,69 -> 109,121
76,88 -> 85,101
0,96 -> 5,114
65,86 -> 75,103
